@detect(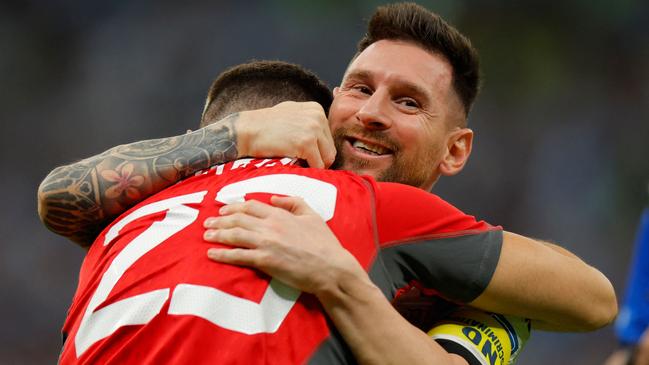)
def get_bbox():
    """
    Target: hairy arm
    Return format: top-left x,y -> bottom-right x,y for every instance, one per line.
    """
374,182 -> 617,333
205,195 -> 617,335
202,196 -> 614,362
470,232 -> 617,332
37,115 -> 239,247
